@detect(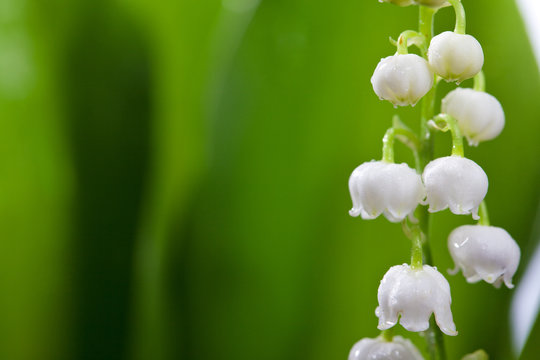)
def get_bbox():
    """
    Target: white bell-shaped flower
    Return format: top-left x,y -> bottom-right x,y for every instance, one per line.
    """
422,156 -> 488,220
376,264 -> 457,336
414,0 -> 449,8
379,0 -> 415,6
442,88 -> 505,146
348,336 -> 423,360
427,31 -> 484,83
371,54 -> 433,107
448,225 -> 520,288
349,161 -> 425,222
